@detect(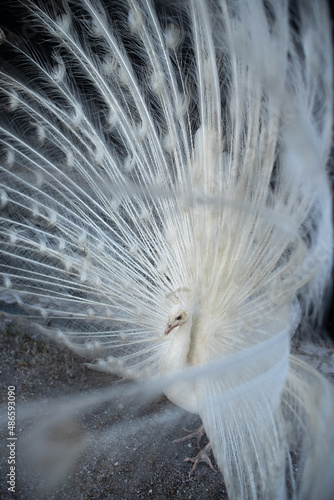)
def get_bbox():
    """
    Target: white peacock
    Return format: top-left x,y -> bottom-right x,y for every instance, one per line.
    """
0,0 -> 334,498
